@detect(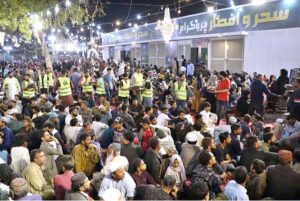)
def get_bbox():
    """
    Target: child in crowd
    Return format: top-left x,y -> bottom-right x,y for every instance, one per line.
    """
131,158 -> 156,186
165,154 -> 186,190
200,102 -> 217,135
